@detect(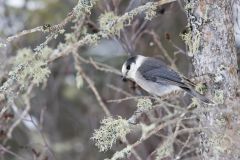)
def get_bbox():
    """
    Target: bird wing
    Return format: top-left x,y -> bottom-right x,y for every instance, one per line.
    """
137,58 -> 192,88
